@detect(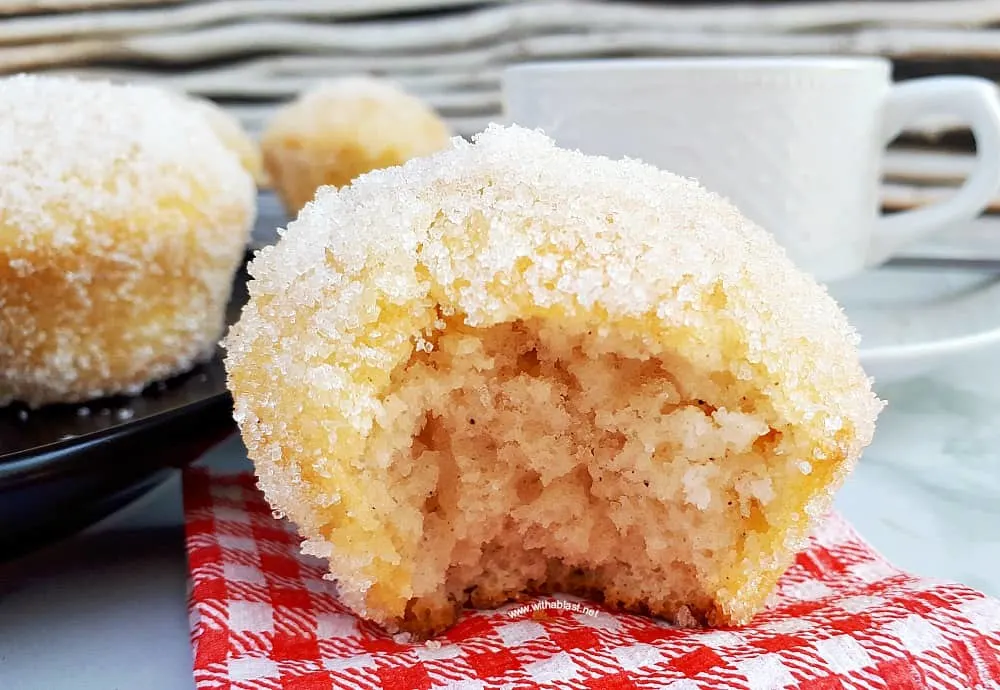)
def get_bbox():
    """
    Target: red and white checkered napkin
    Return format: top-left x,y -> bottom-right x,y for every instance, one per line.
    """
184,469 -> 1000,690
